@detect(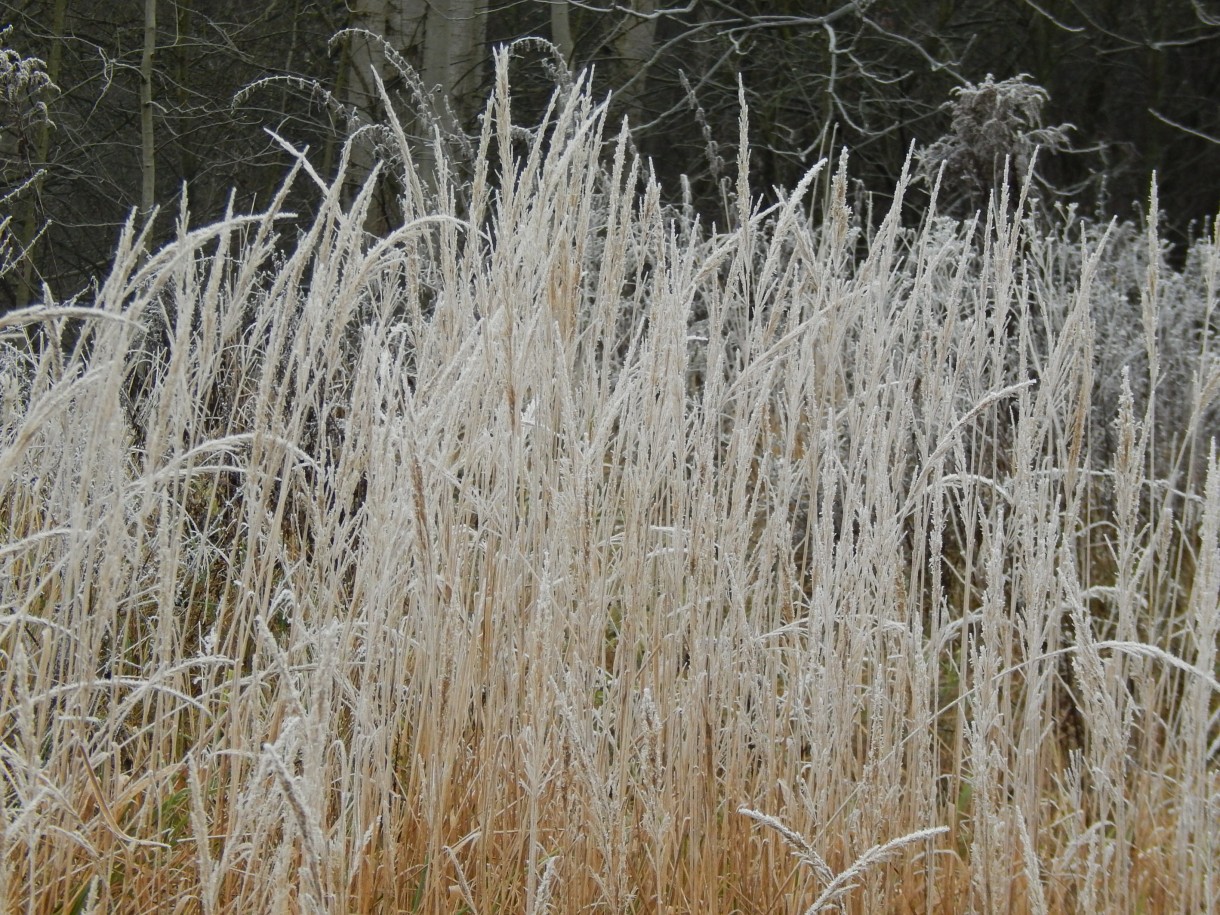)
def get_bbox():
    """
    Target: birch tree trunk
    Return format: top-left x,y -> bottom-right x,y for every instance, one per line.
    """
341,0 -> 425,231
421,0 -> 490,133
